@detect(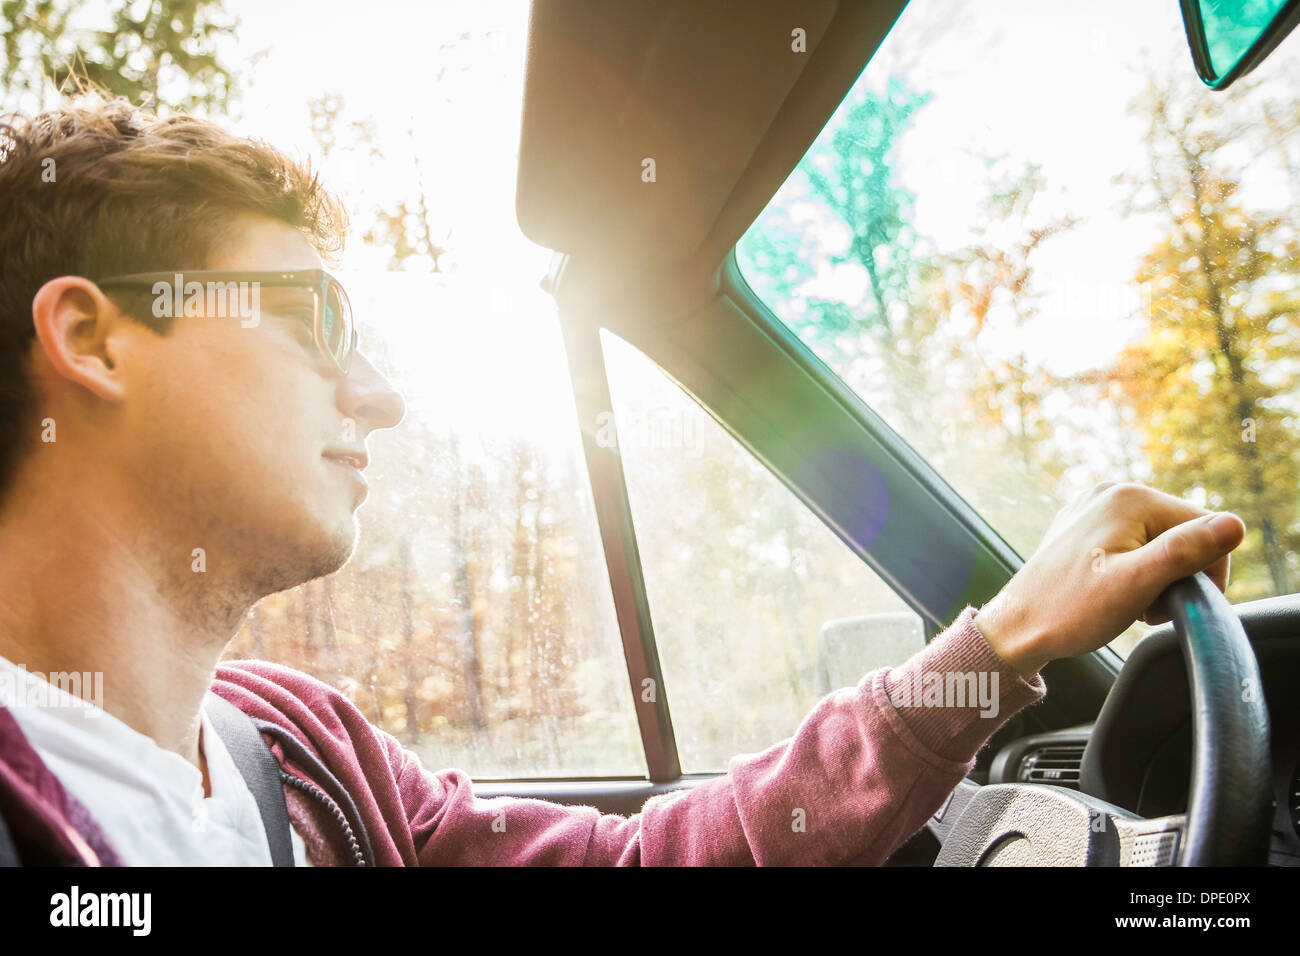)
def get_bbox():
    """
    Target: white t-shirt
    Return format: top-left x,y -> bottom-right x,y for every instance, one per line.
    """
0,654 -> 309,866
